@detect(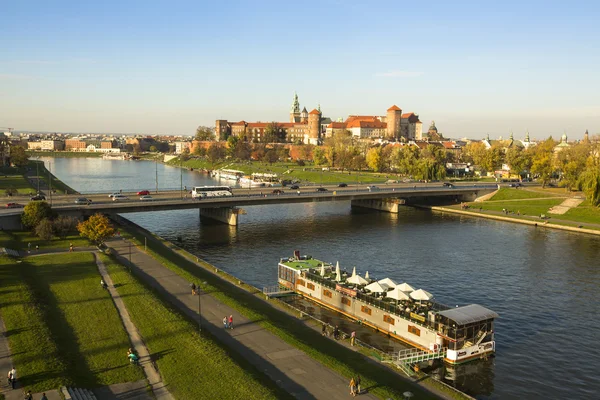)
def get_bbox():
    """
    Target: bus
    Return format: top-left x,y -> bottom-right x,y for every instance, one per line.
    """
192,186 -> 233,199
